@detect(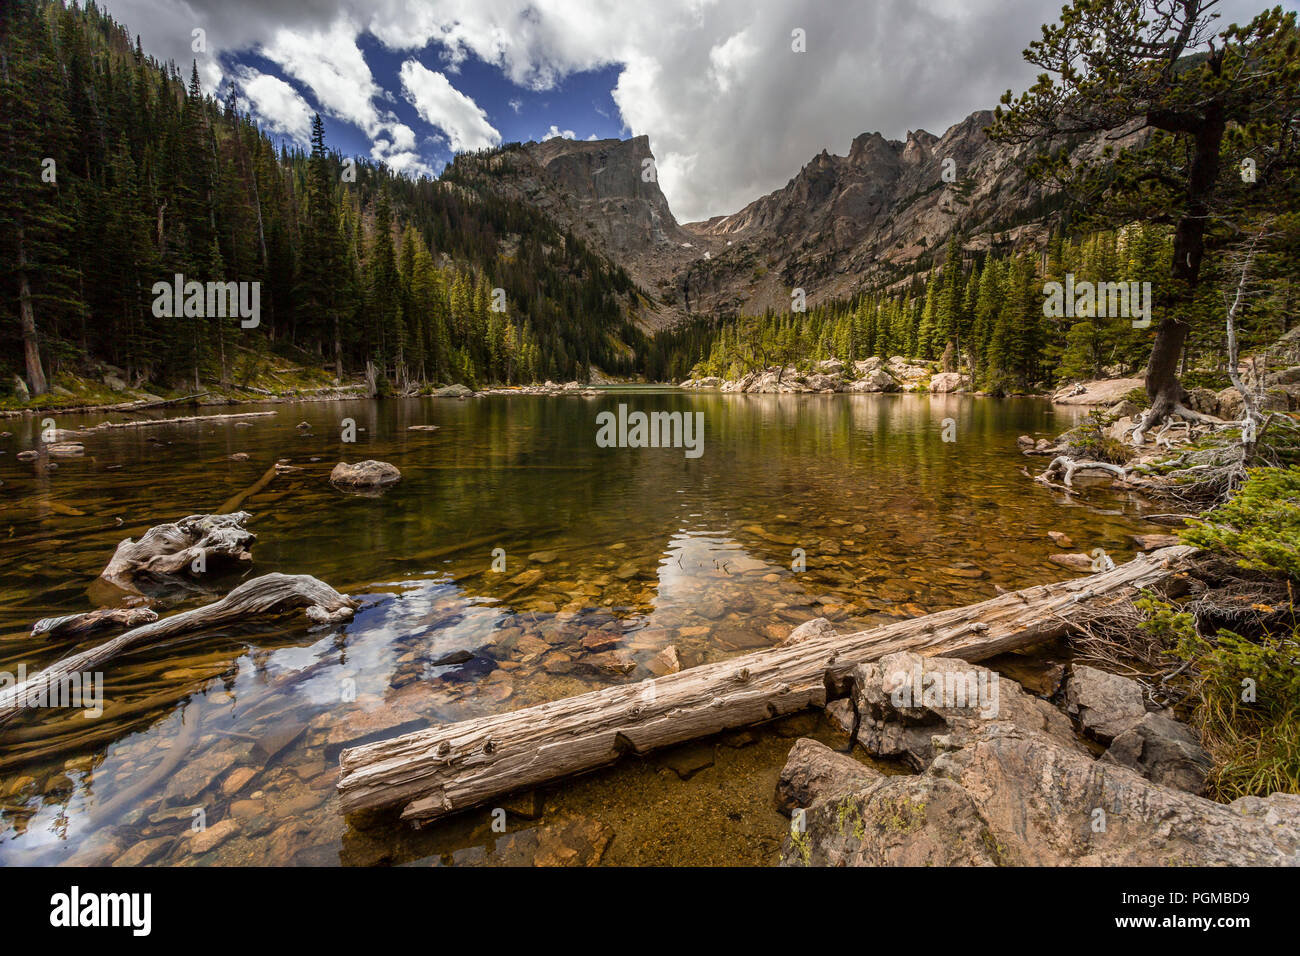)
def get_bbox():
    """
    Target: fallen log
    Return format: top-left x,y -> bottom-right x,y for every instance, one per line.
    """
337,545 -> 1197,824
74,410 -> 275,432
83,698 -> 203,829
0,573 -> 356,724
